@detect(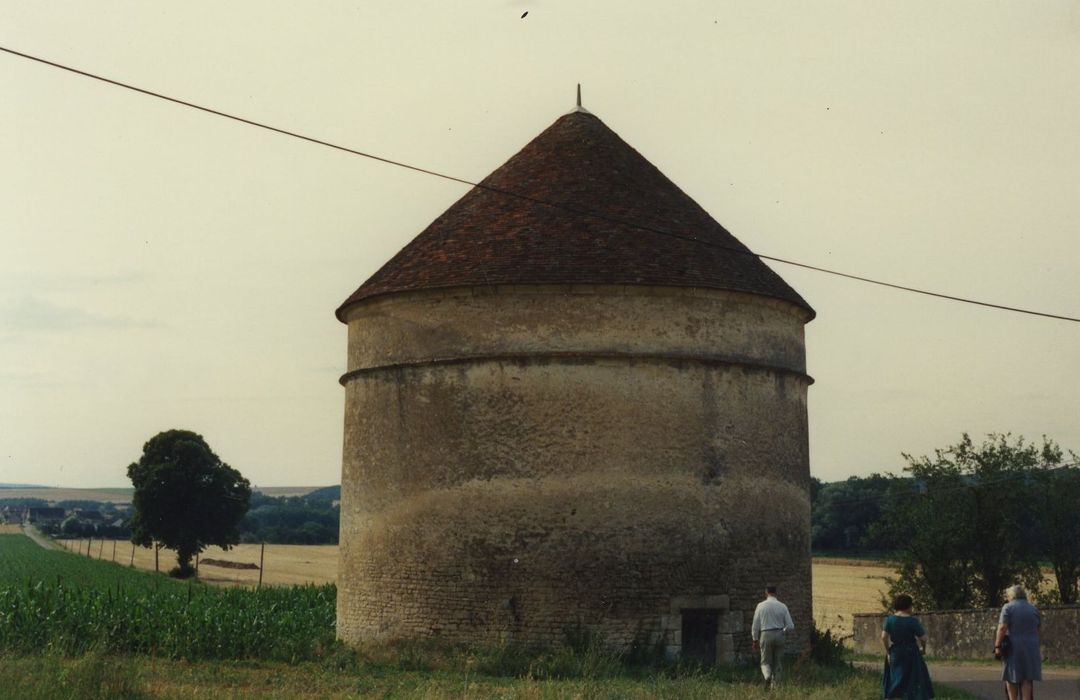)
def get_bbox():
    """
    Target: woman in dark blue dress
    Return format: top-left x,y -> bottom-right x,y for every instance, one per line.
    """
995,584 -> 1041,700
881,594 -> 934,699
